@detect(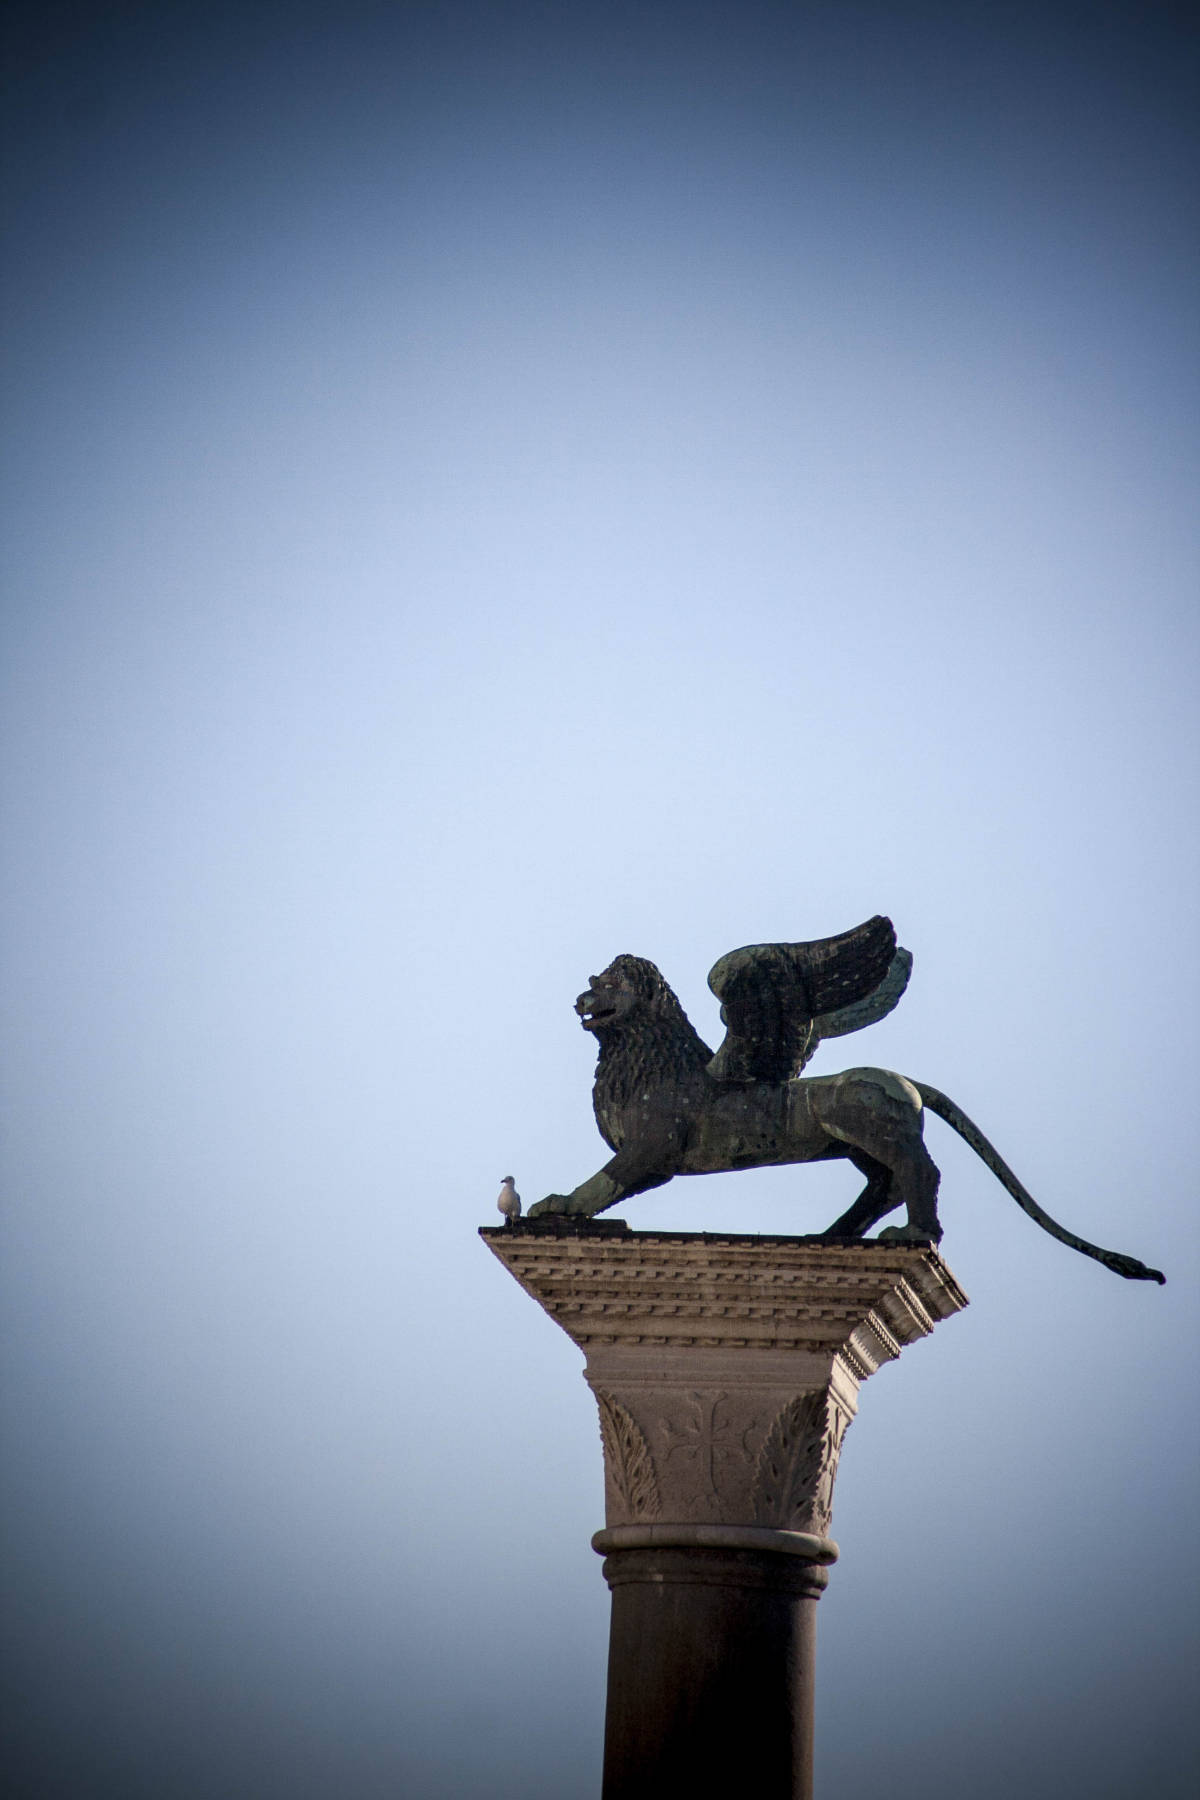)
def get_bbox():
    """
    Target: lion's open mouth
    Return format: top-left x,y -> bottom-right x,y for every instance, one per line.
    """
577,991 -> 617,1028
